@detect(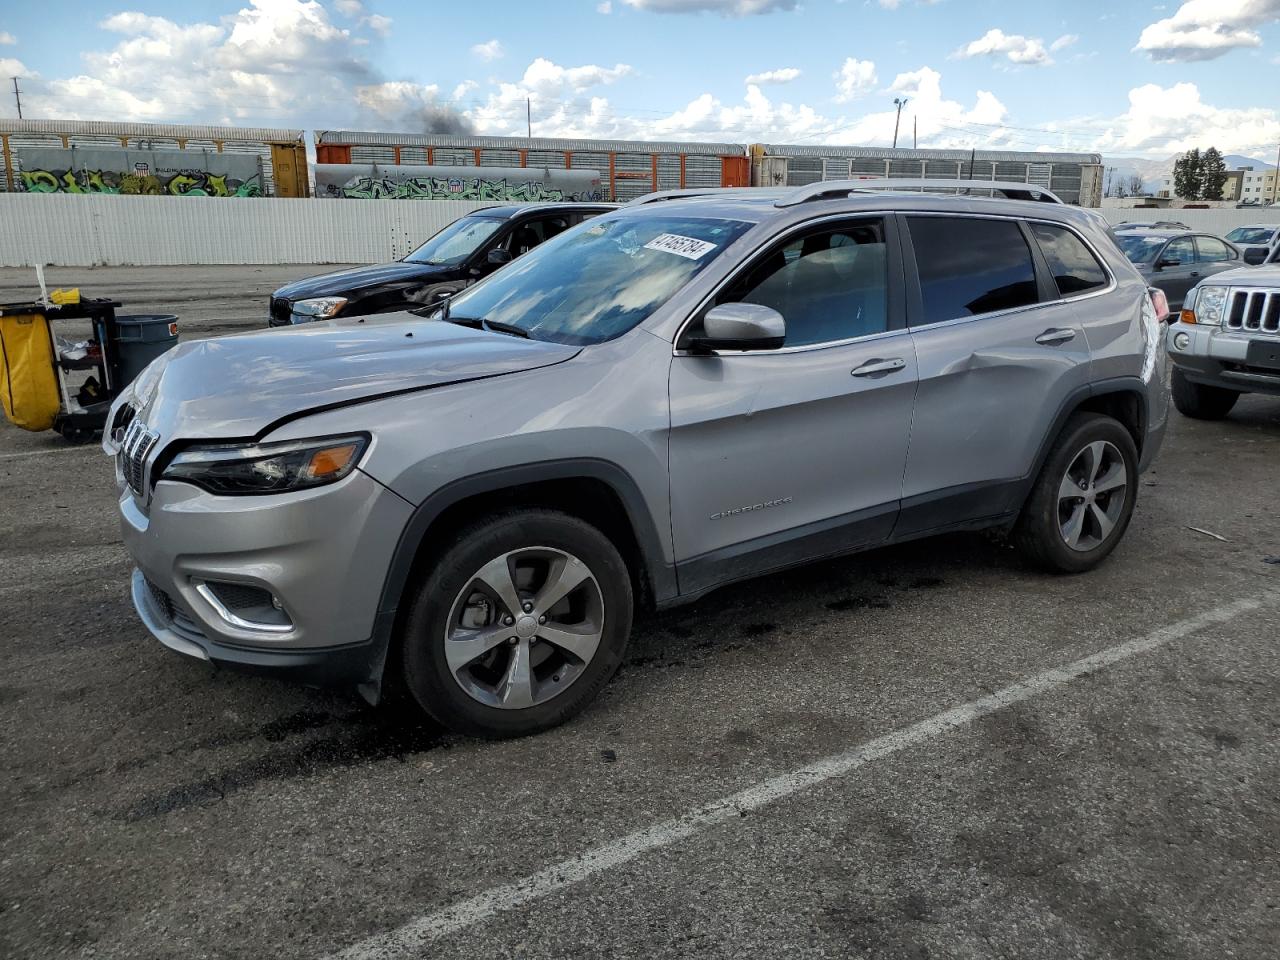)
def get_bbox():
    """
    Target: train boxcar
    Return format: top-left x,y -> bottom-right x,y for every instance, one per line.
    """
0,120 -> 310,198
314,162 -> 604,201
751,144 -> 1104,206
314,131 -> 750,202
